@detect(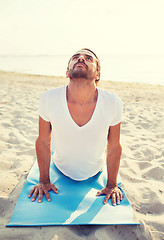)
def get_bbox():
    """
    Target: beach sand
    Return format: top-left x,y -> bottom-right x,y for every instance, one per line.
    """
0,71 -> 164,240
